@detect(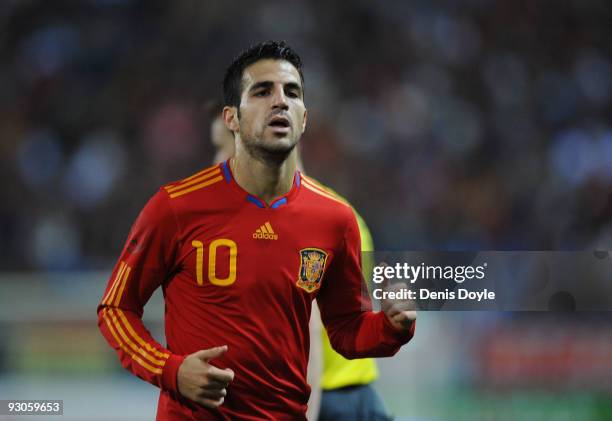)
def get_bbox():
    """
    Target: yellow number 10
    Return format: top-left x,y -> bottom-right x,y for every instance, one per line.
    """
192,239 -> 237,286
